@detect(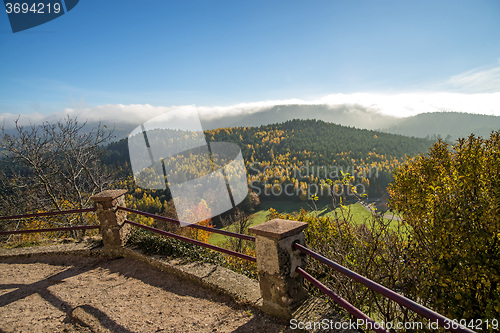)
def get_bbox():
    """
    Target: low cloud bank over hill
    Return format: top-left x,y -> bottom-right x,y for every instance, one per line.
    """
2,92 -> 500,141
